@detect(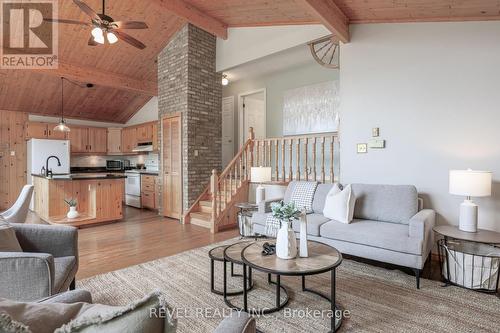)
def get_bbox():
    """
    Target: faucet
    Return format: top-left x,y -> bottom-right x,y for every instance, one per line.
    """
45,155 -> 61,177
